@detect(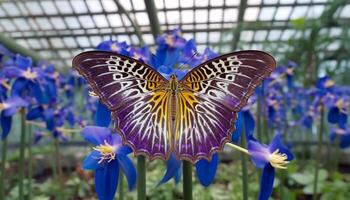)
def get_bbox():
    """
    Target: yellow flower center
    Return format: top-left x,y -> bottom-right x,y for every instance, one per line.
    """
93,140 -> 117,164
110,43 -> 120,52
325,79 -> 334,88
165,35 -> 175,47
0,103 -> 8,110
23,69 -> 38,80
286,68 -> 294,75
268,149 -> 289,169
